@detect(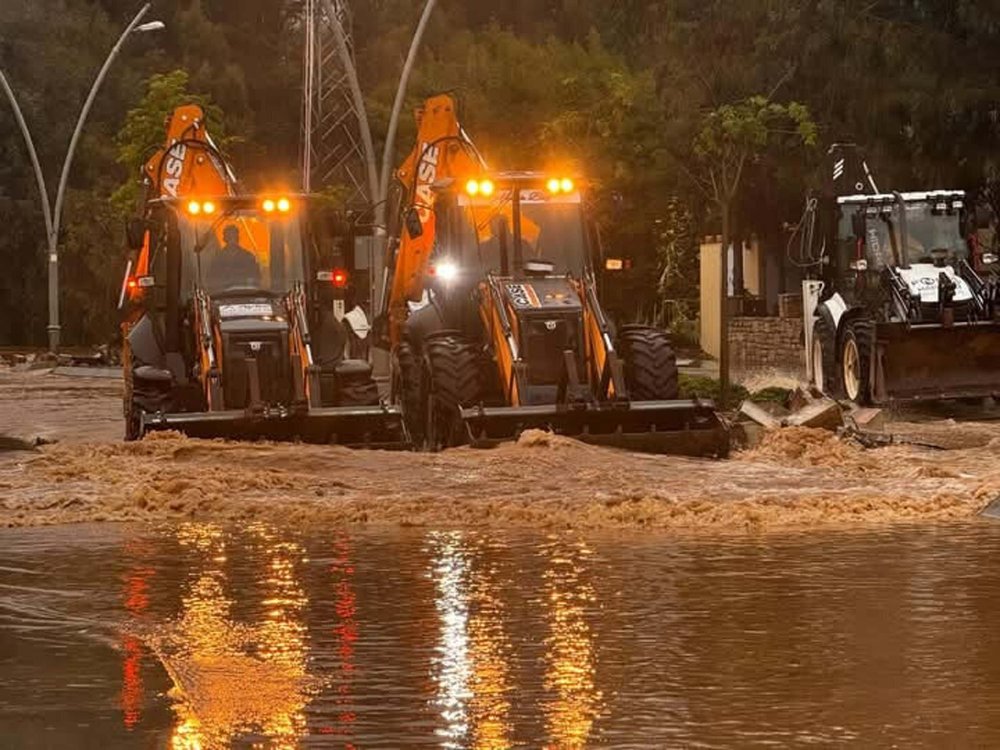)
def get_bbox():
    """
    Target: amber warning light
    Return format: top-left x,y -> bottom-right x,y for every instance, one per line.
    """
547,177 -> 575,194
186,200 -> 217,216
465,179 -> 495,197
262,197 -> 292,213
